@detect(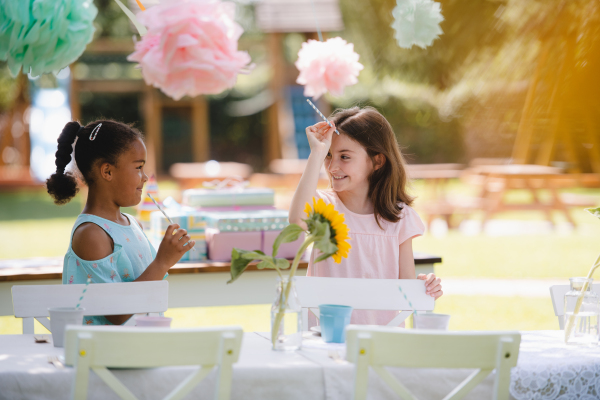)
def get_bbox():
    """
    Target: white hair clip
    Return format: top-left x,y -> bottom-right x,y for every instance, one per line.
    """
89,123 -> 102,141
